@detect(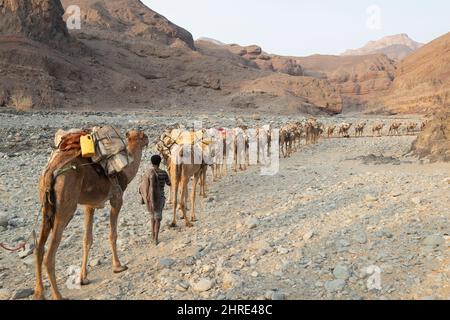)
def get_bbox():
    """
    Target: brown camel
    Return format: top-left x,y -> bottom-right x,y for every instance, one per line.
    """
338,123 -> 352,137
372,123 -> 385,136
156,130 -> 204,227
388,122 -> 402,135
407,122 -> 418,134
34,130 -> 149,300
354,122 -> 367,137
327,125 -> 336,138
